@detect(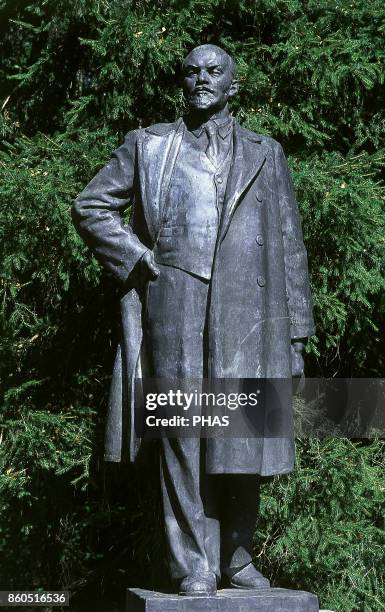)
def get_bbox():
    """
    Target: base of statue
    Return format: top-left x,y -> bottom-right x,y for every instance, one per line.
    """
126,587 -> 319,611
